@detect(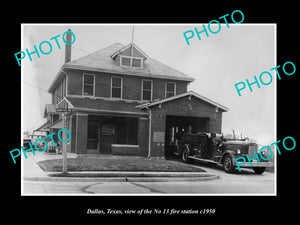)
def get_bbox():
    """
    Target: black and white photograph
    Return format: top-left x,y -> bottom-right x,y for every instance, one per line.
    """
4,5 -> 299,220
21,23 -> 276,195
